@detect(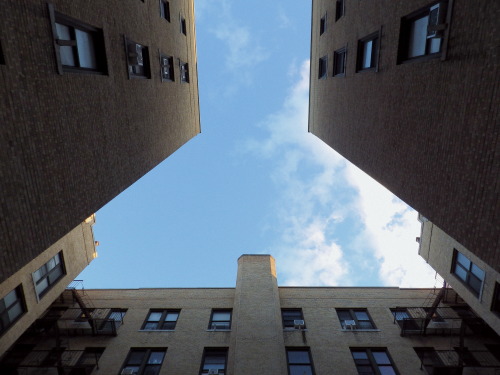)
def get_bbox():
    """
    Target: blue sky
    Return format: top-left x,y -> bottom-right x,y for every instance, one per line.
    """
78,0 -> 437,289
